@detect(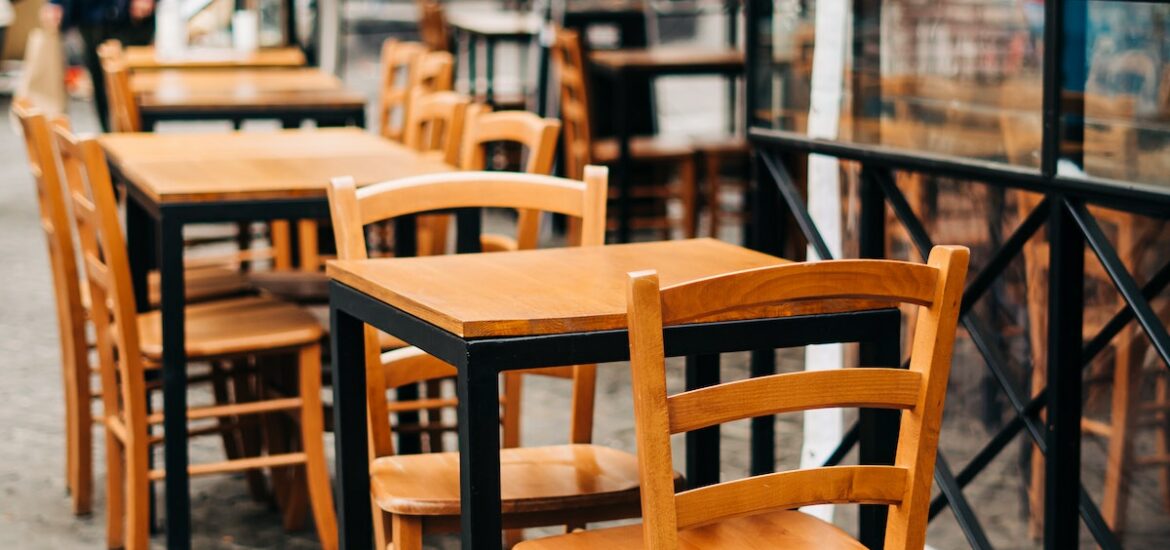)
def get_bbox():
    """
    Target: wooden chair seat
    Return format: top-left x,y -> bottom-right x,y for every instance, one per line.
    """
691,136 -> 751,157
136,296 -> 323,360
592,136 -> 695,163
248,270 -> 331,304
516,509 -> 866,549
369,444 -> 645,516
146,265 -> 252,307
